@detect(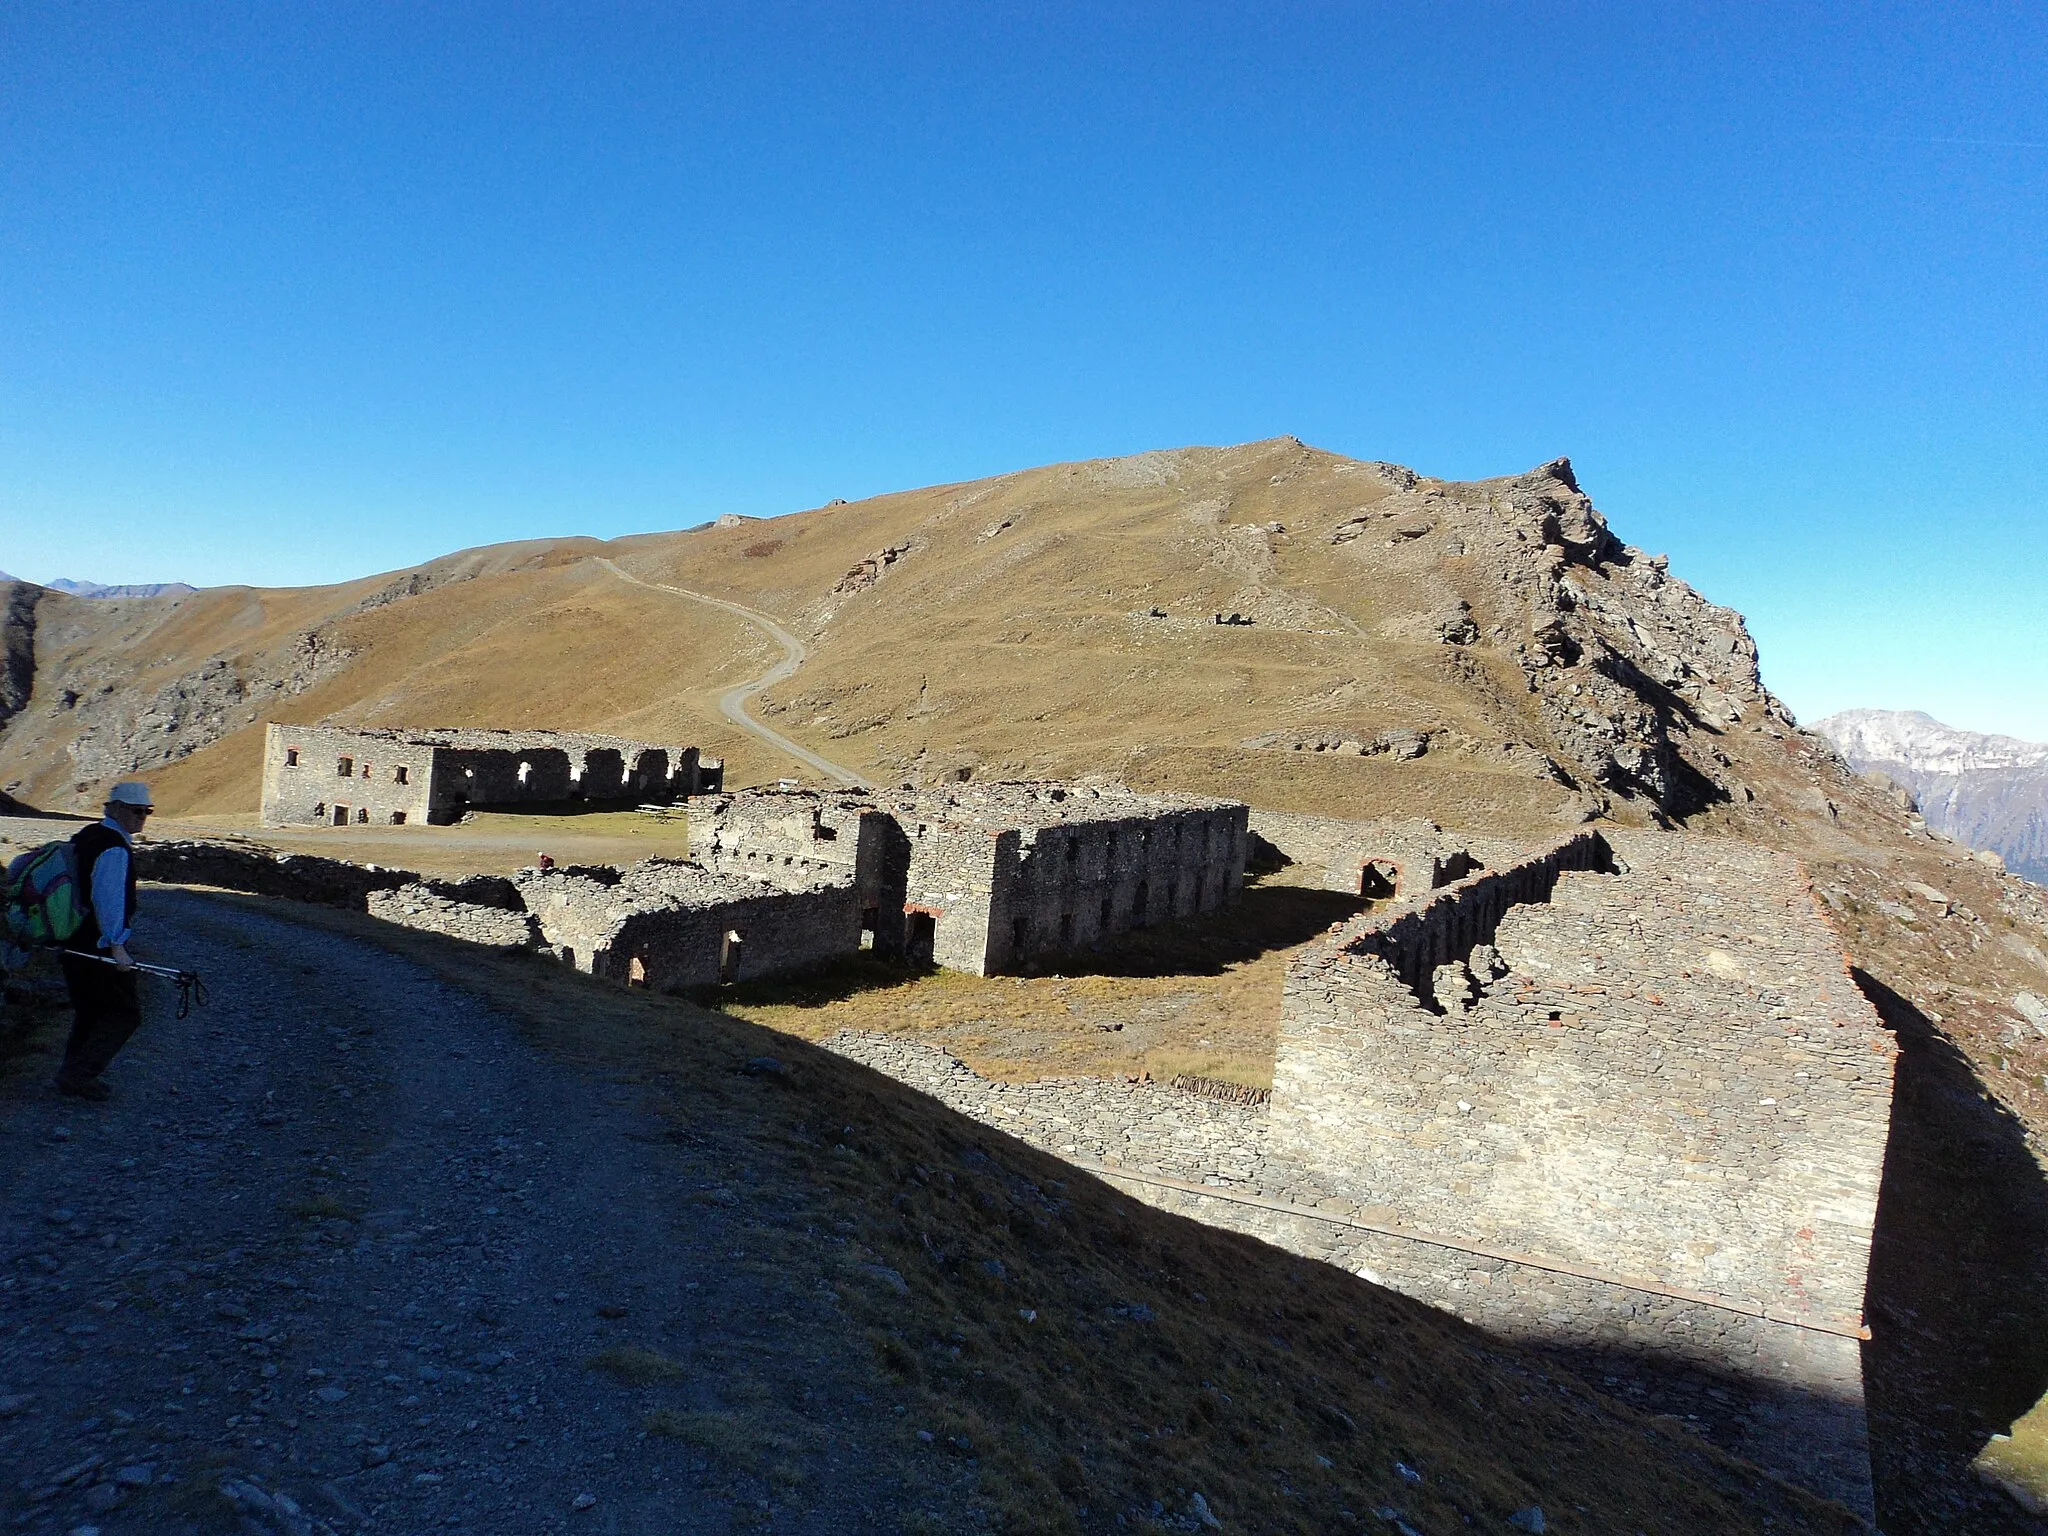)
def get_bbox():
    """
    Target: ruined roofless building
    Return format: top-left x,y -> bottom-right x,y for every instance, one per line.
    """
692,781 -> 1250,974
1269,829 -> 1894,1513
259,723 -> 723,828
